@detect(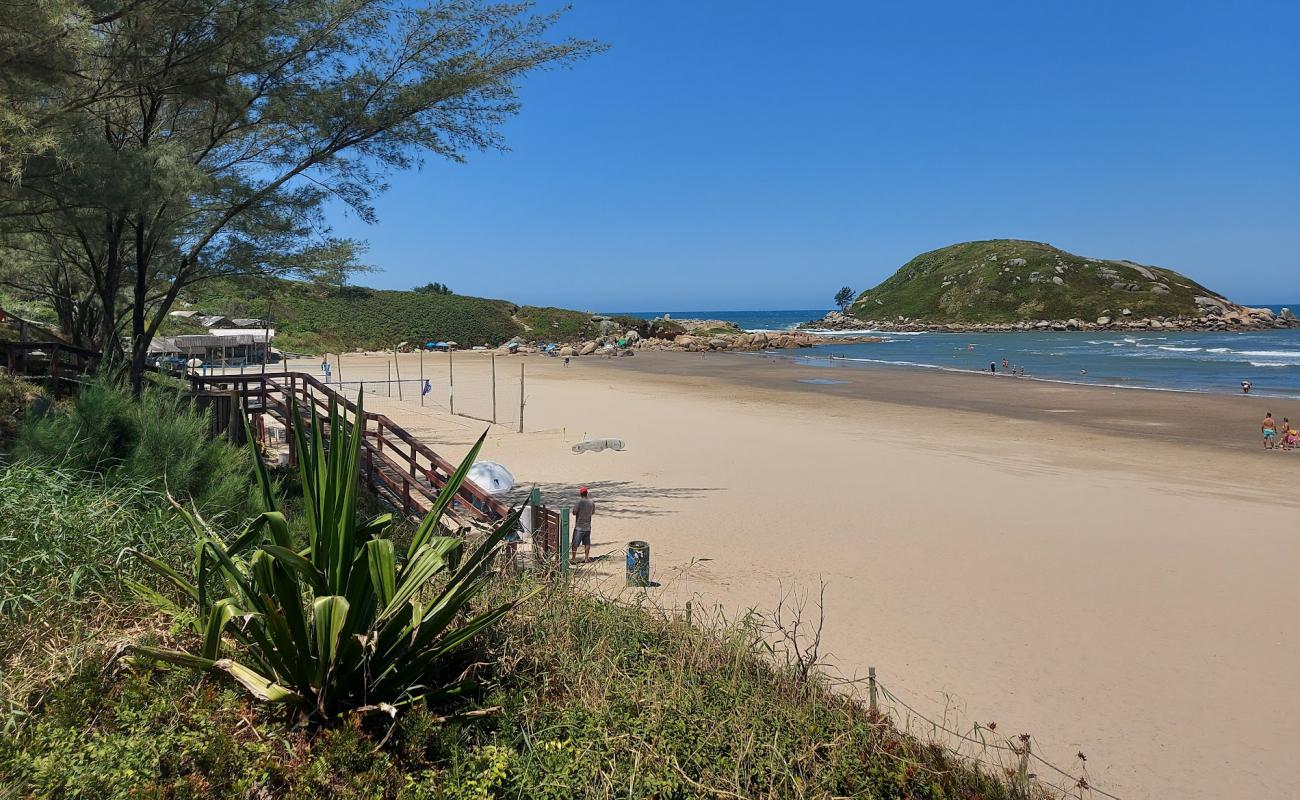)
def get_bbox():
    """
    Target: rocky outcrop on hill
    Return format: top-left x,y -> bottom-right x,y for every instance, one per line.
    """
497,327 -> 882,357
801,306 -> 1298,334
